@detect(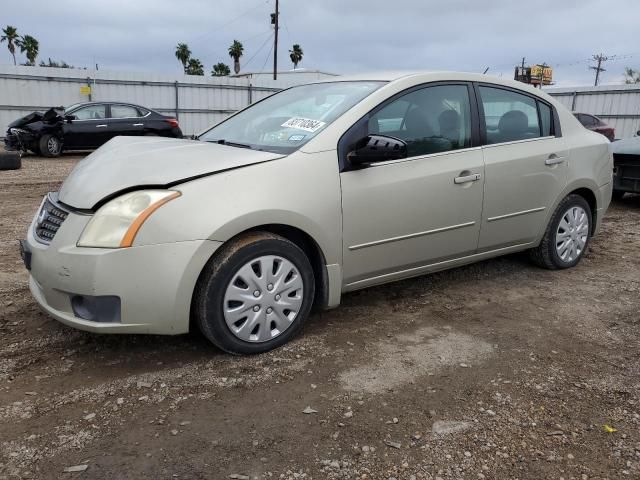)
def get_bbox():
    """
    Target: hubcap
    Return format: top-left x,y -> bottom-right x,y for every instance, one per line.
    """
47,137 -> 60,154
555,206 -> 589,263
223,255 -> 304,343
